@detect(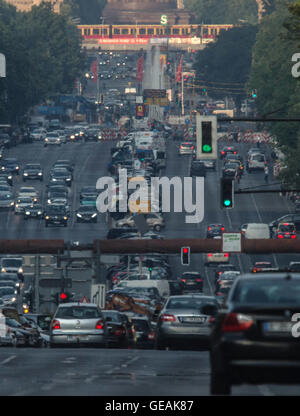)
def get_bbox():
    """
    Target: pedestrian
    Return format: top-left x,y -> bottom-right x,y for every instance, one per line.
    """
264,165 -> 269,183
